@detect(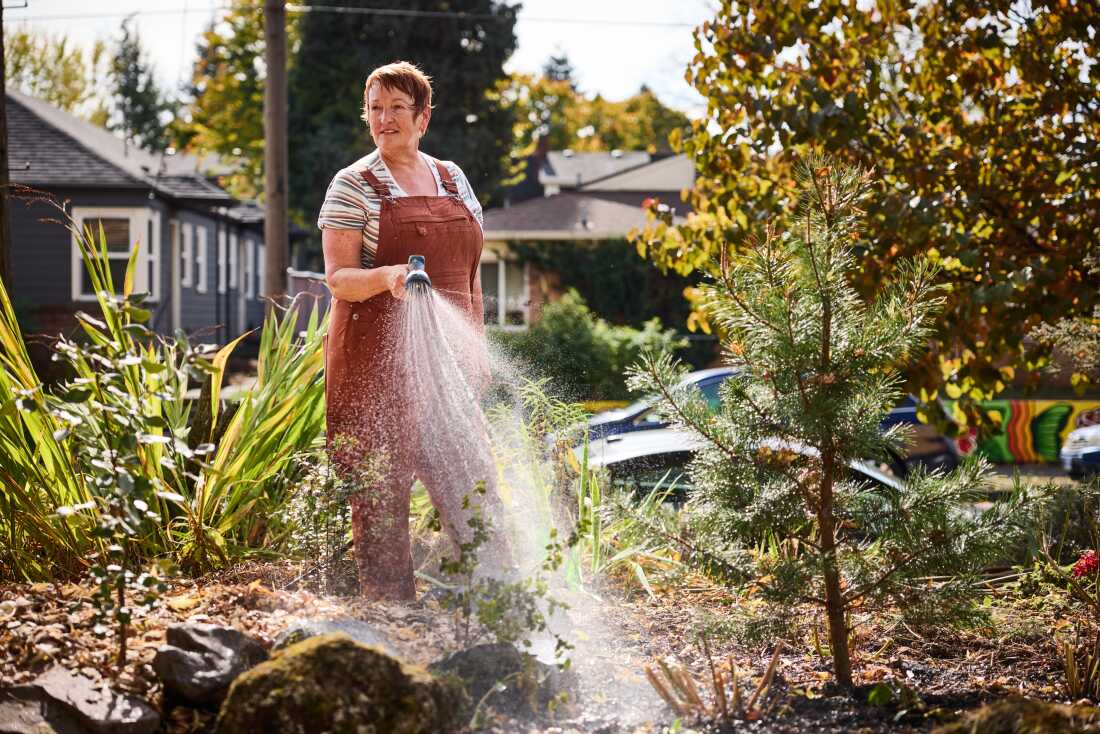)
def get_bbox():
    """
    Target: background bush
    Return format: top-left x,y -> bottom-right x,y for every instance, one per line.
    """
490,289 -> 686,401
